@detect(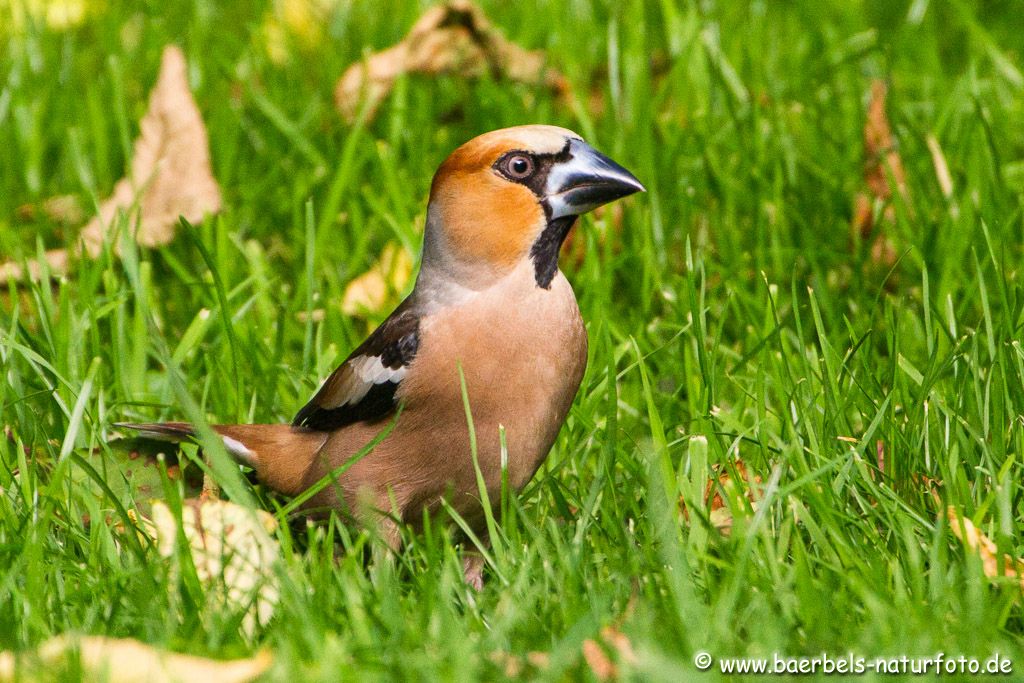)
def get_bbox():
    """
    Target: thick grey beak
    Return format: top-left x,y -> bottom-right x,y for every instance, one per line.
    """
546,139 -> 645,219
